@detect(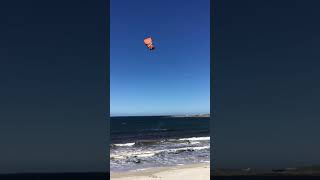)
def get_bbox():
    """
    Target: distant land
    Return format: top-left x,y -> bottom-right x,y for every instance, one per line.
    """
170,114 -> 210,117
110,114 -> 210,118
